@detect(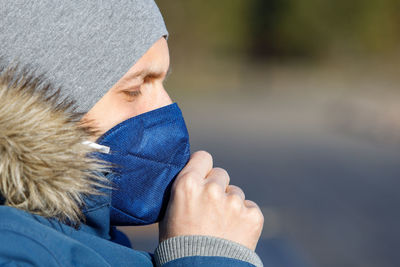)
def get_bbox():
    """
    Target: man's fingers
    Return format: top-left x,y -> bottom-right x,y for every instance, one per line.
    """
177,151 -> 213,180
244,200 -> 259,209
204,167 -> 230,190
226,185 -> 245,200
